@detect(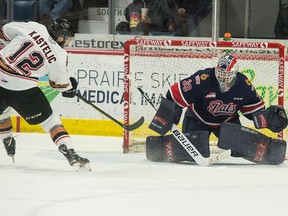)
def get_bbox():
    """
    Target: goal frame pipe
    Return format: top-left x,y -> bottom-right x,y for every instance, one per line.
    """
123,39 -> 286,153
